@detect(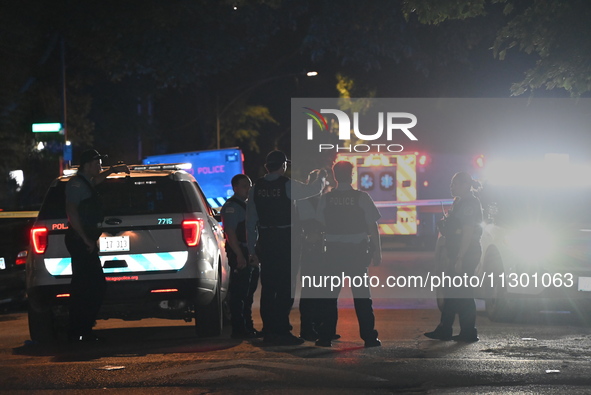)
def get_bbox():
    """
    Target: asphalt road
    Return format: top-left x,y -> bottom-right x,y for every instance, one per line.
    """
2,250 -> 591,393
